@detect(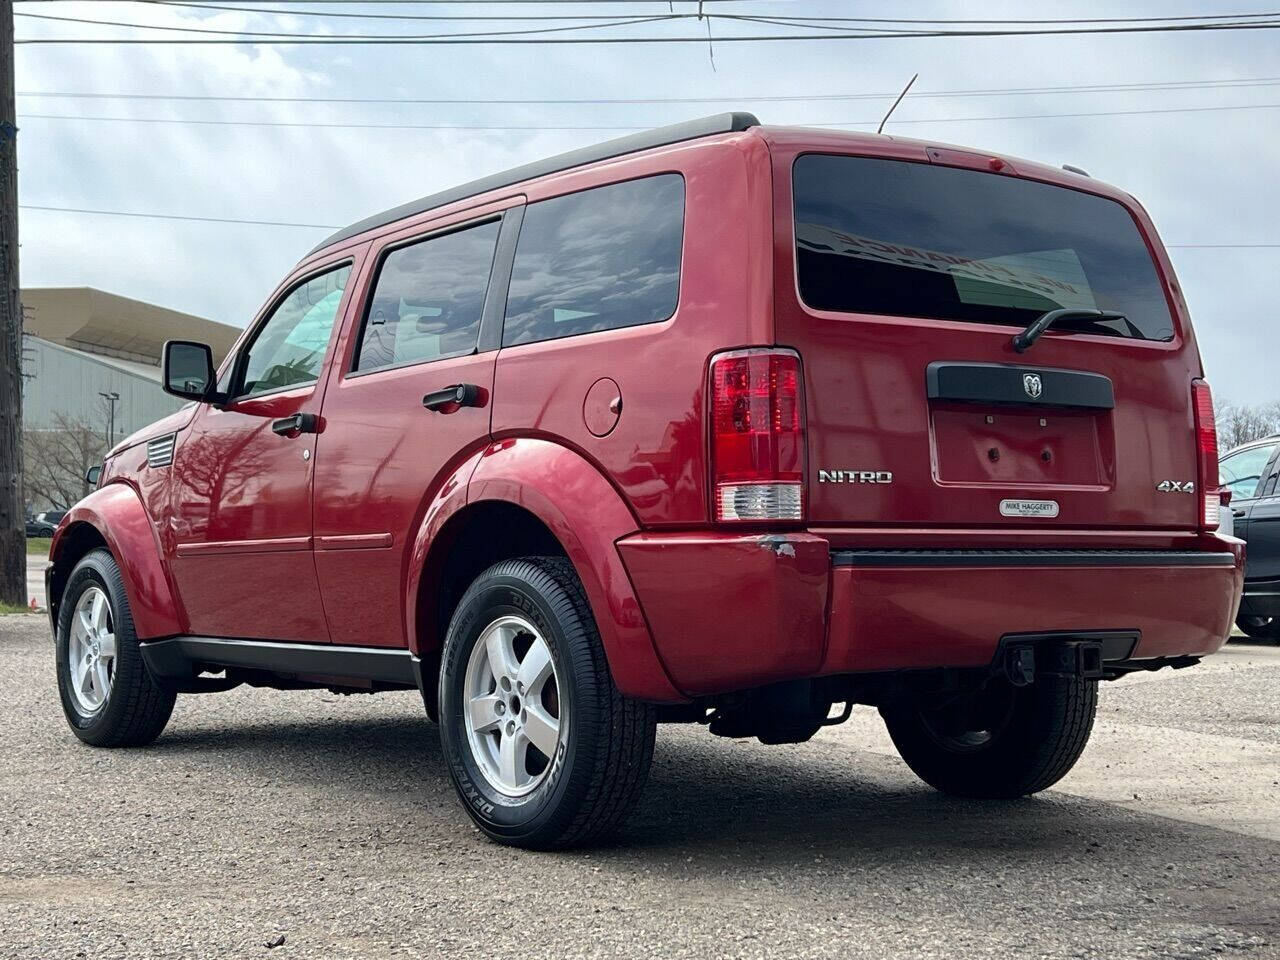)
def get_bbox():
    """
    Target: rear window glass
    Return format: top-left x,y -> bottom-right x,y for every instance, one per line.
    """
502,174 -> 684,347
793,155 -> 1175,342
